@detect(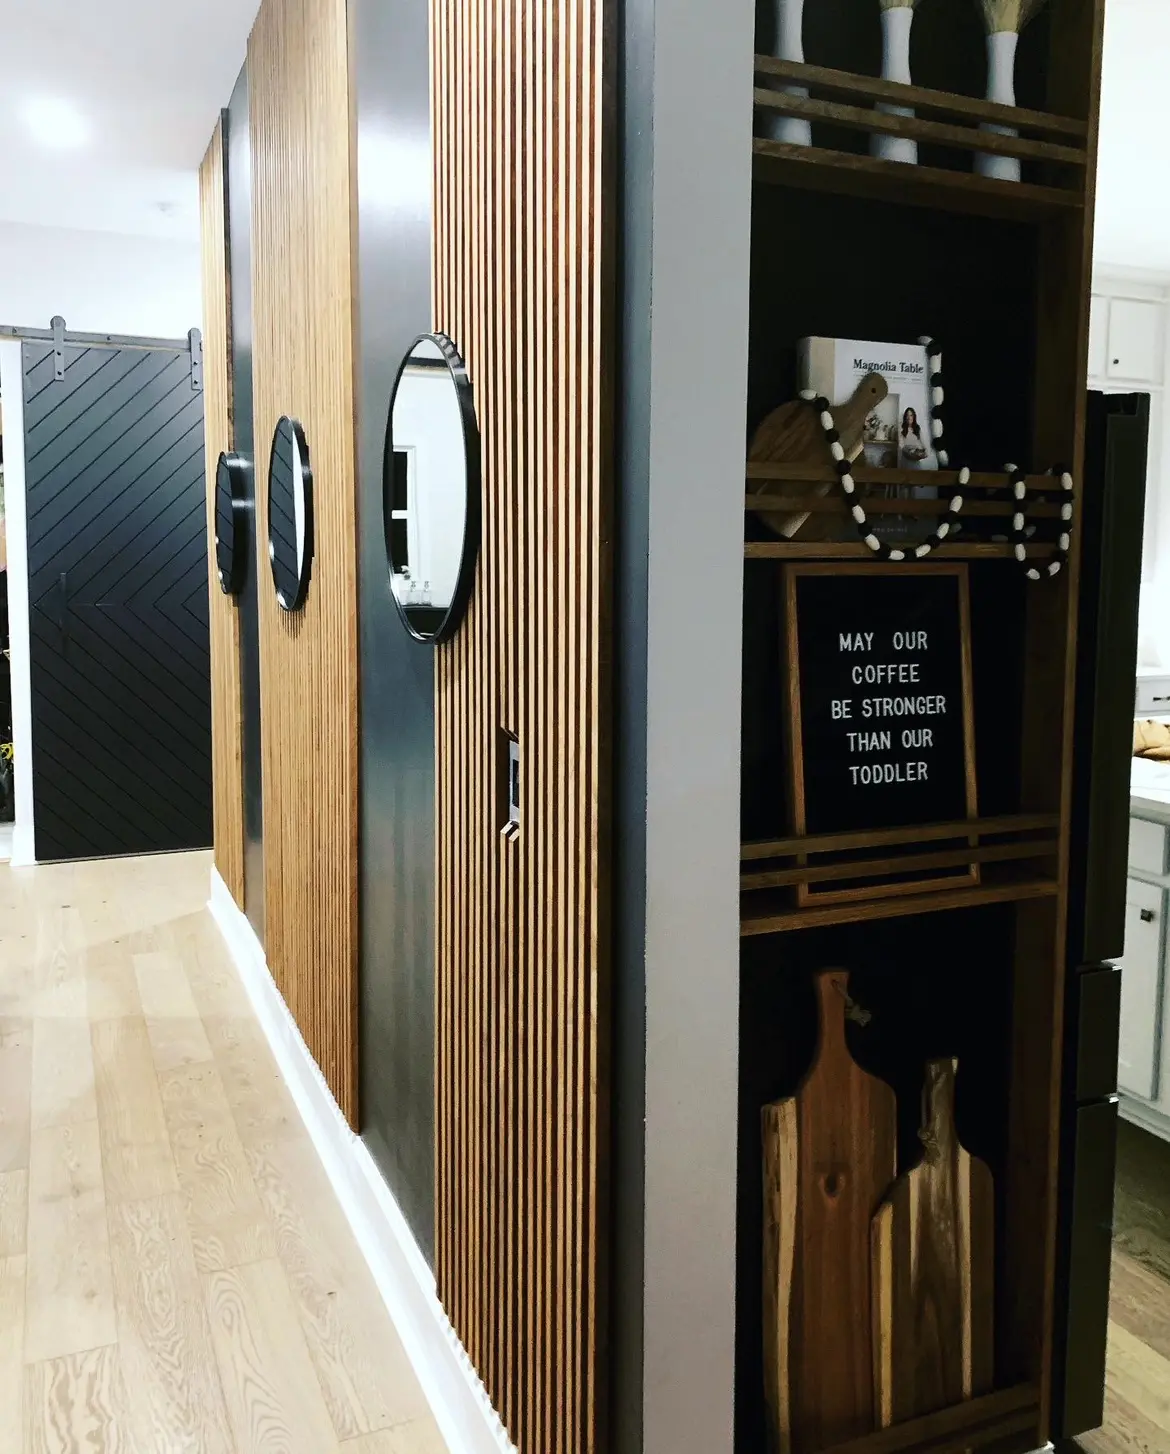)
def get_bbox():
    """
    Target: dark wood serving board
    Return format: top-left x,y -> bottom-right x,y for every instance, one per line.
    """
762,970 -> 897,1453
870,1058 -> 995,1429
